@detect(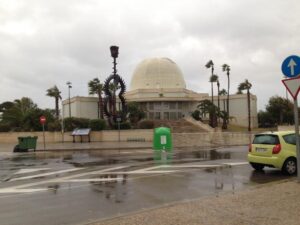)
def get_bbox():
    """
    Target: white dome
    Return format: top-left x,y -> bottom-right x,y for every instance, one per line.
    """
130,58 -> 186,90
